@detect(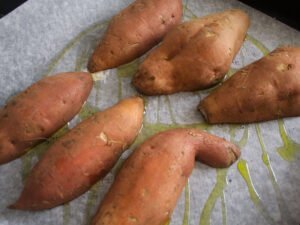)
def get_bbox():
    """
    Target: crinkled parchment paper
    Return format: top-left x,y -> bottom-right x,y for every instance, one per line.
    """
0,0 -> 299,224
